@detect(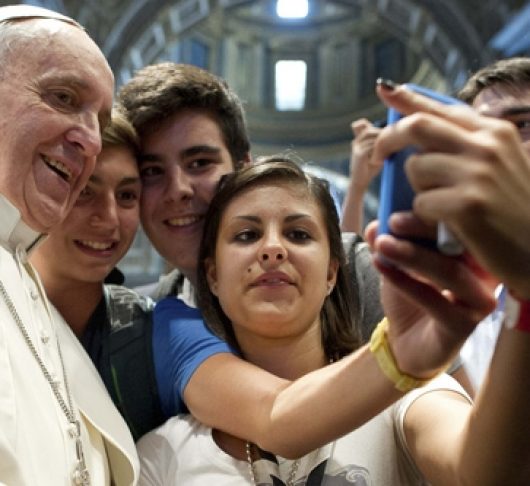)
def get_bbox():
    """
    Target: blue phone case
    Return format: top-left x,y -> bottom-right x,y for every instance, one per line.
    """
377,84 -> 465,247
